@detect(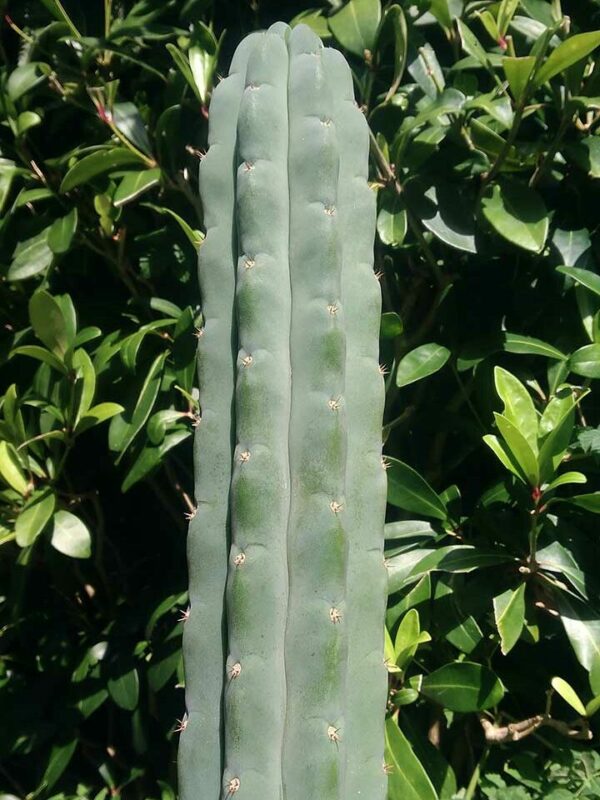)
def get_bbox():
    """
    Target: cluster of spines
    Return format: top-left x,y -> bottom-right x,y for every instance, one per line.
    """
179,22 -> 387,800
